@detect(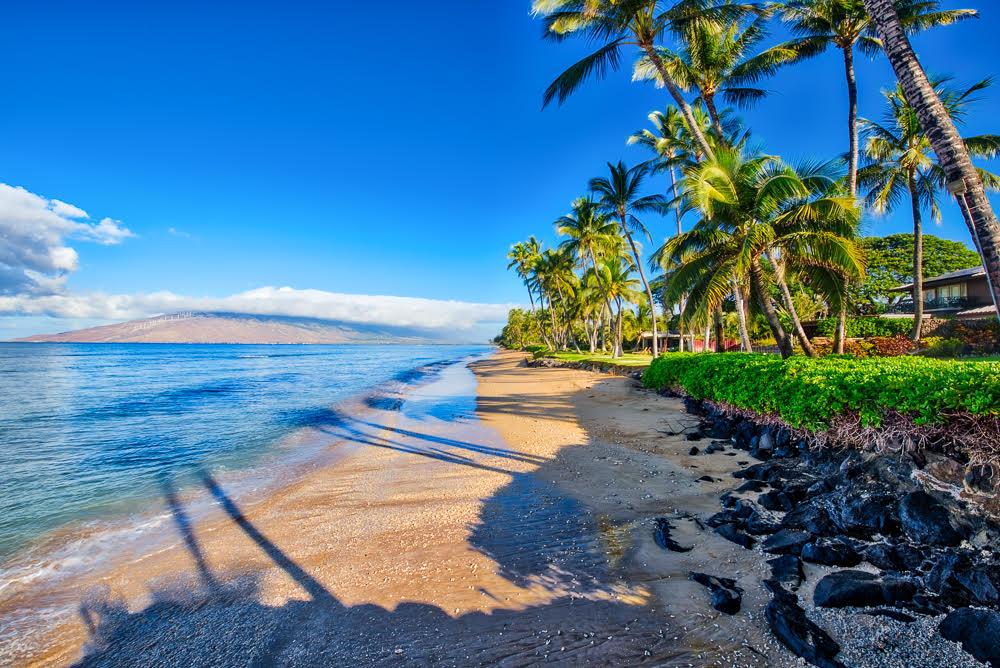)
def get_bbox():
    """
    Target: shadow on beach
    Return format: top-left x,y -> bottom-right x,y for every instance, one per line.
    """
72,430 -> 687,666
